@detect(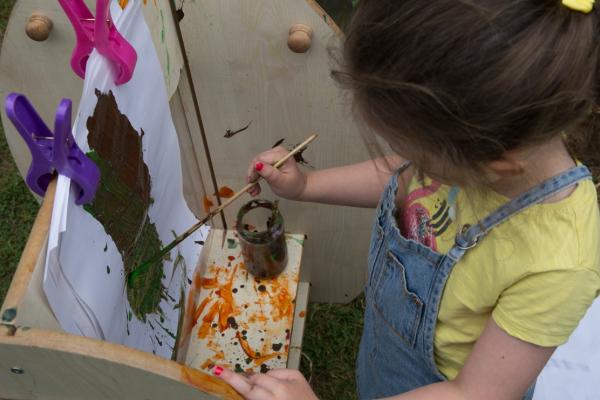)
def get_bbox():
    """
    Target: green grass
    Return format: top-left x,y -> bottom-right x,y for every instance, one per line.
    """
0,0 -> 15,43
300,295 -> 365,400
0,2 -> 362,398
0,0 -> 38,302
